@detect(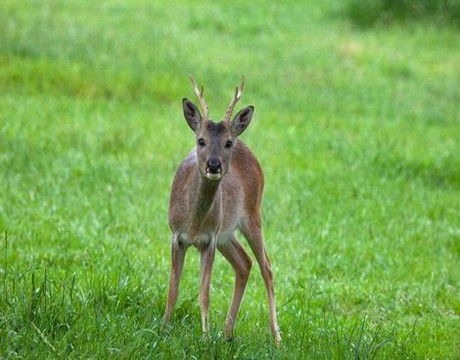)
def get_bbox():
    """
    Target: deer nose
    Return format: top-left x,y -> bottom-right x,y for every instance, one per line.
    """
207,158 -> 221,174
